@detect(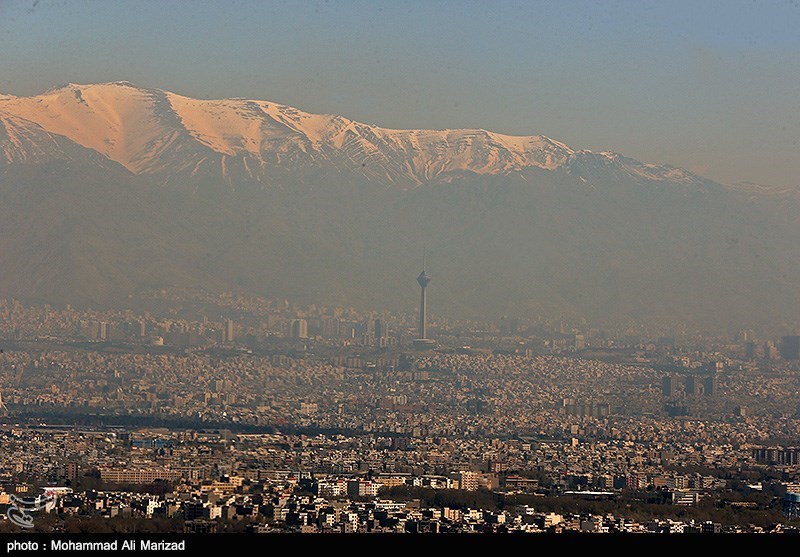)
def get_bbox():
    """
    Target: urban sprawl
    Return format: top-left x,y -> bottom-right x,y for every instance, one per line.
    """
2,290 -> 800,534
